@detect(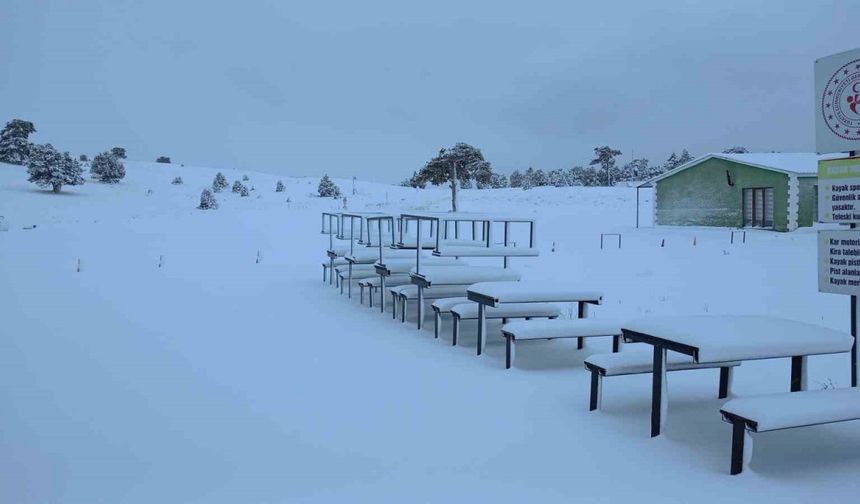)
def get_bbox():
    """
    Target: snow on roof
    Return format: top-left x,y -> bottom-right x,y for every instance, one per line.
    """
642,152 -> 837,187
